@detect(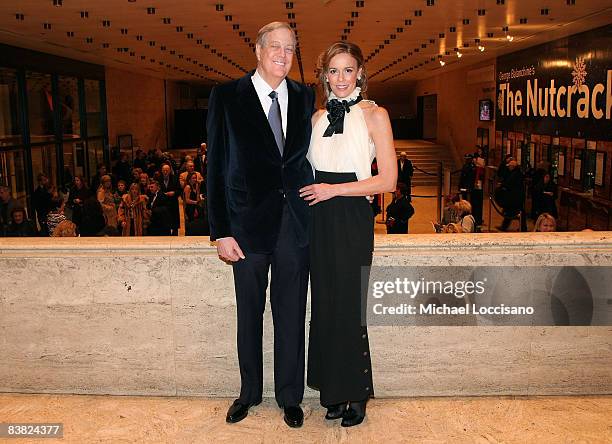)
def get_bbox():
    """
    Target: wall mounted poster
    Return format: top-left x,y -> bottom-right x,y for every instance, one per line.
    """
574,158 -> 582,180
496,24 -> 612,141
595,152 -> 605,186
